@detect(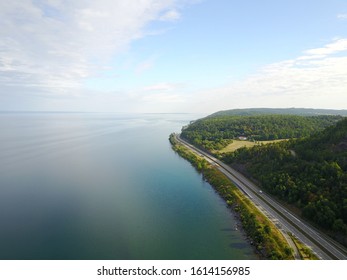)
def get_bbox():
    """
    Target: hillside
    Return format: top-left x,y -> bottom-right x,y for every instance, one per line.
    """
181,114 -> 344,151
222,118 -> 347,244
208,108 -> 347,117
